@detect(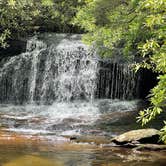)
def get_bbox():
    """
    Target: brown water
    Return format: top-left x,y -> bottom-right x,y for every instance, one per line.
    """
0,133 -> 166,166
0,100 -> 166,166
